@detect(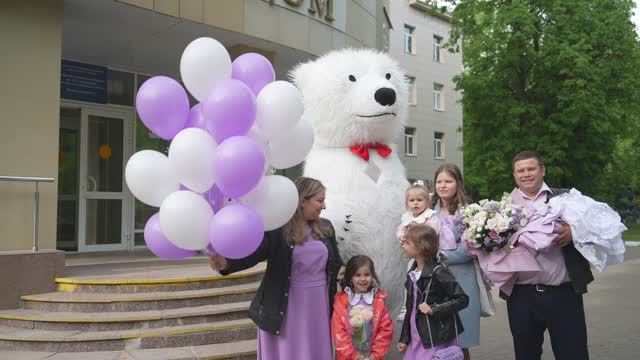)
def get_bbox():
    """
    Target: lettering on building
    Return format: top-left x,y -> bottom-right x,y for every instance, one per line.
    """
283,0 -> 334,22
